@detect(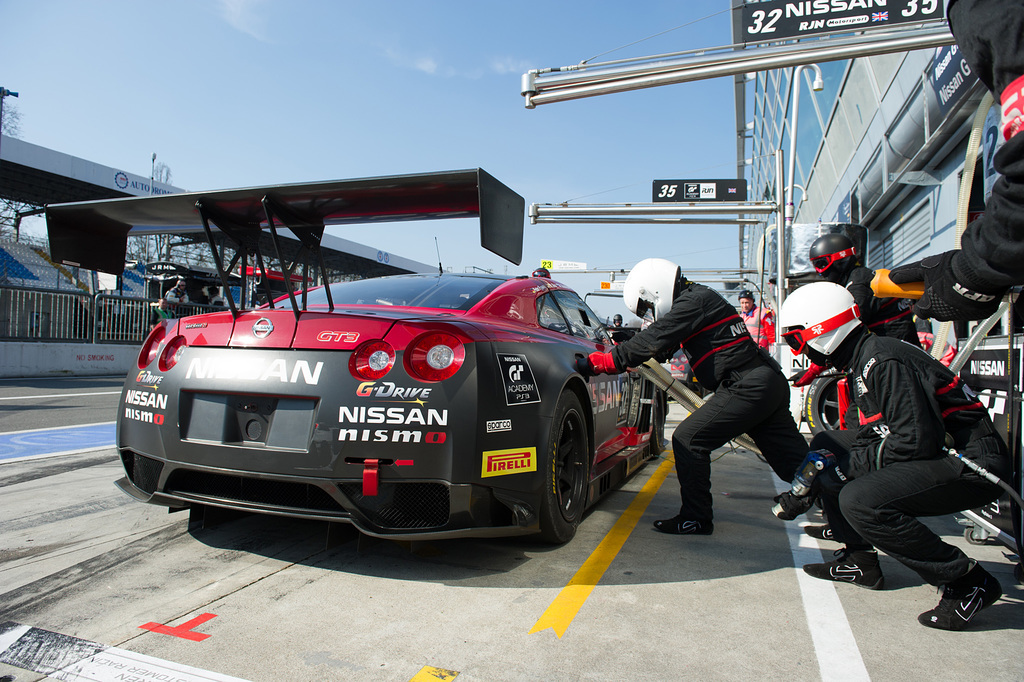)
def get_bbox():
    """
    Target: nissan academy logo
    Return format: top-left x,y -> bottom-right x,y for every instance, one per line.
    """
252,318 -> 274,338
